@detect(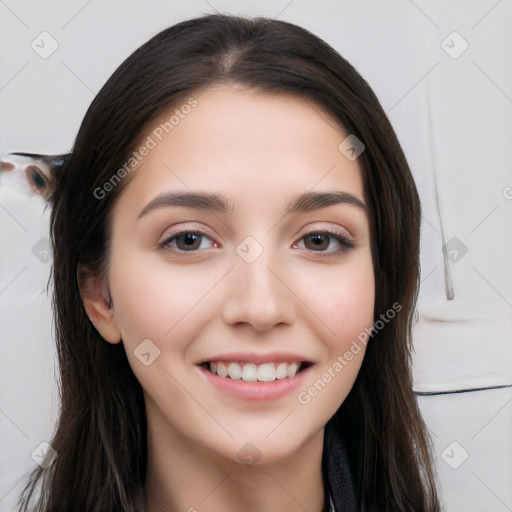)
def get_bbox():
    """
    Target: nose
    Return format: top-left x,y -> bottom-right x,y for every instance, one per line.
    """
221,252 -> 296,332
